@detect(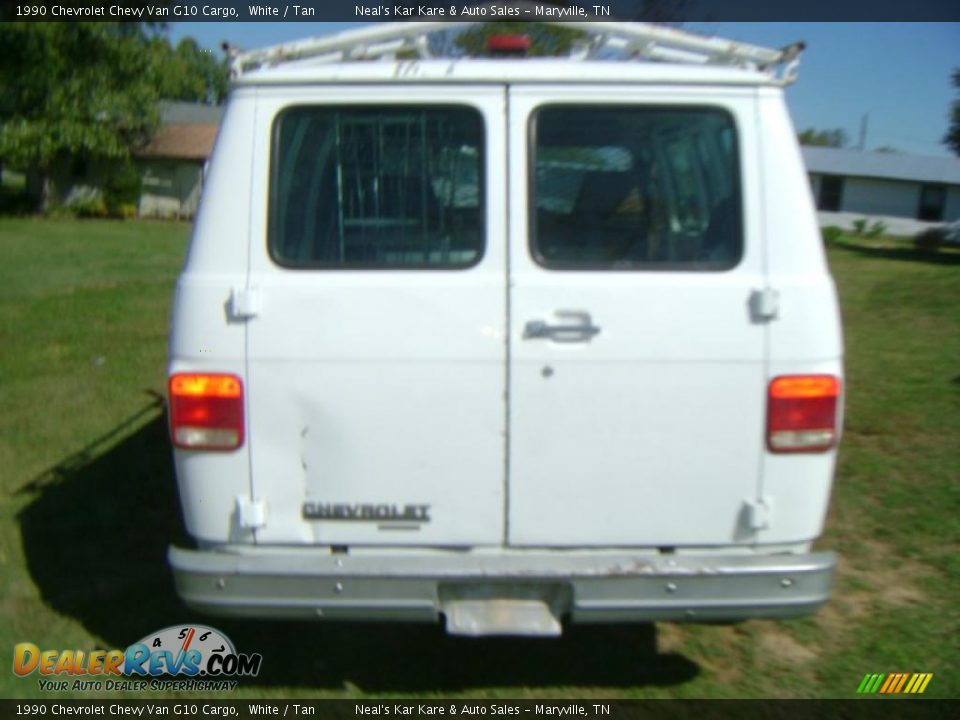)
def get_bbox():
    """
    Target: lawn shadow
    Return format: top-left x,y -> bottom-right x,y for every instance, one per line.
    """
832,239 -> 960,266
17,401 -> 699,693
